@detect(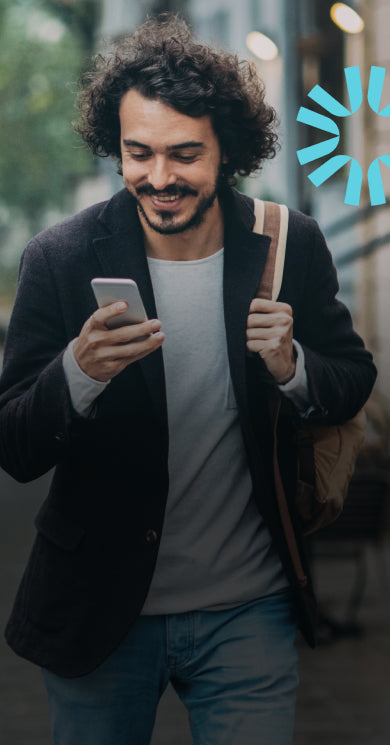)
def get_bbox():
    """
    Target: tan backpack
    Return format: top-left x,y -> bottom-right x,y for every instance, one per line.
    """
252,199 -> 366,584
